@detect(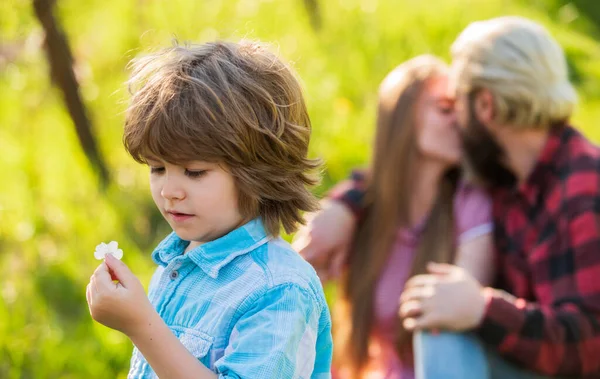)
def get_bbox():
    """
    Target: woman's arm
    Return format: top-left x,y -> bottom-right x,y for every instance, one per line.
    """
292,169 -> 368,282
454,233 -> 494,286
452,183 -> 495,286
293,199 -> 356,282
